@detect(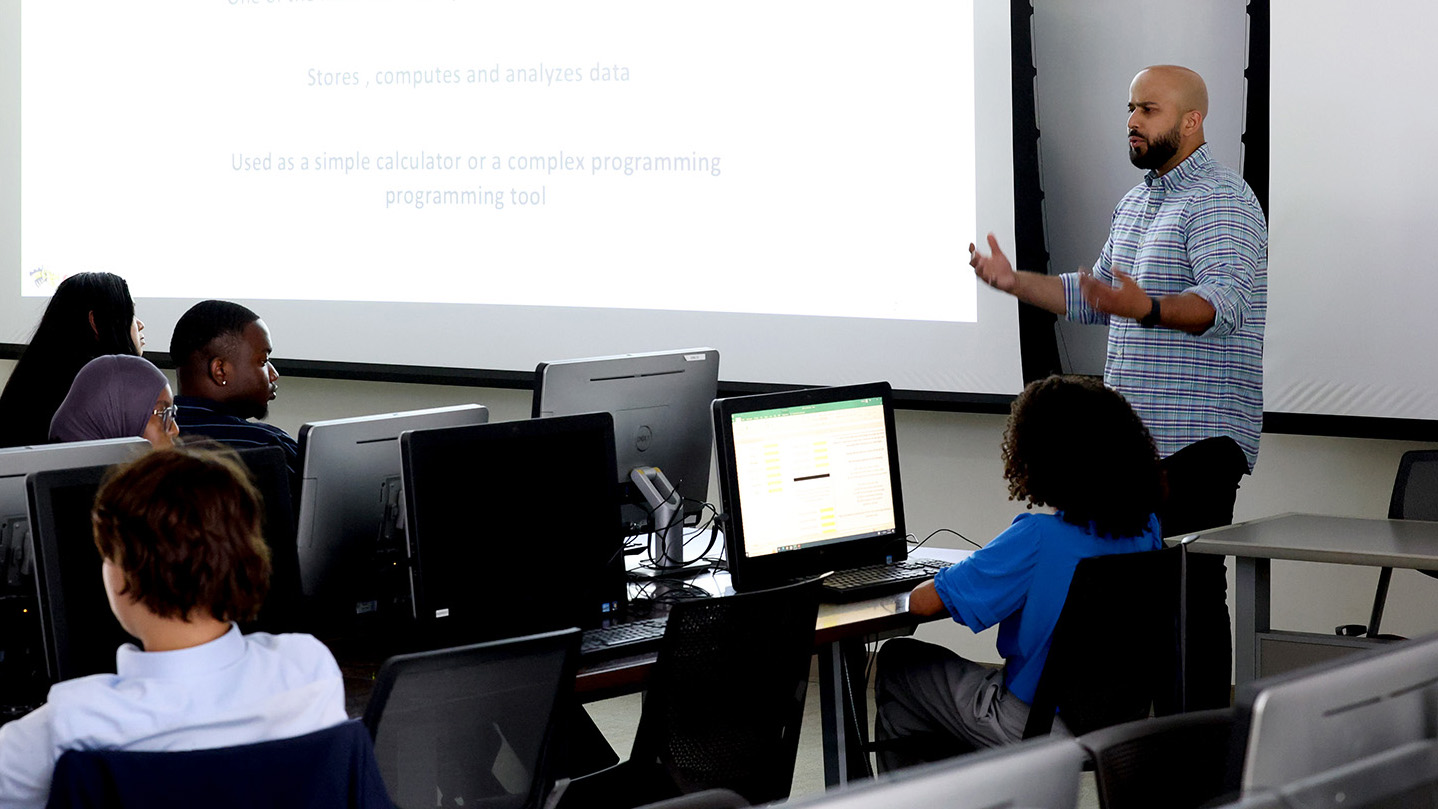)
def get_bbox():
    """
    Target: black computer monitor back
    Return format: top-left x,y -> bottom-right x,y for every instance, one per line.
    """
400,412 -> 628,646
0,438 -> 148,698
295,404 -> 490,633
27,464 -> 131,683
29,448 -> 304,683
